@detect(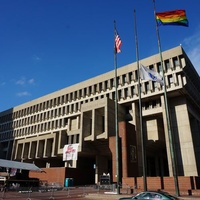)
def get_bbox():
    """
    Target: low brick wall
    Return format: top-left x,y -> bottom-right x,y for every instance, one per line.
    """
29,167 -> 66,186
29,167 -> 95,186
29,168 -> 200,196
123,176 -> 200,195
